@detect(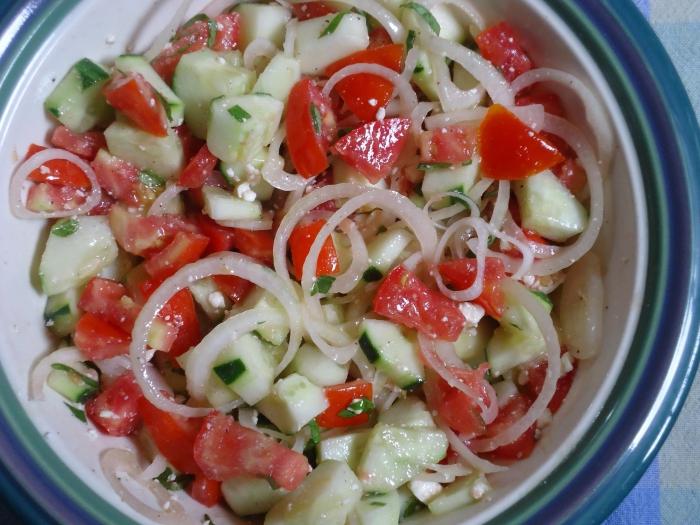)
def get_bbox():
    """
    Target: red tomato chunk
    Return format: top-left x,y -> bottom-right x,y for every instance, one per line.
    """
438,257 -> 507,319
50,126 -> 106,160
74,313 -> 131,360
103,73 -> 169,137
481,394 -> 536,461
419,125 -> 478,164
86,372 -> 144,436
476,22 -> 533,82
317,380 -> 373,428
289,219 -> 340,279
